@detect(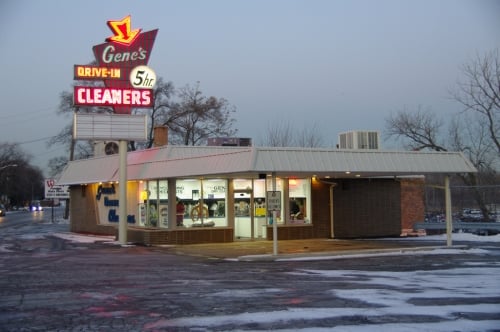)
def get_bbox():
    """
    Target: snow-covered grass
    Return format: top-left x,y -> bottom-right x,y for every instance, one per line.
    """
391,232 -> 500,243
275,247 -> 491,262
51,232 -> 116,244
